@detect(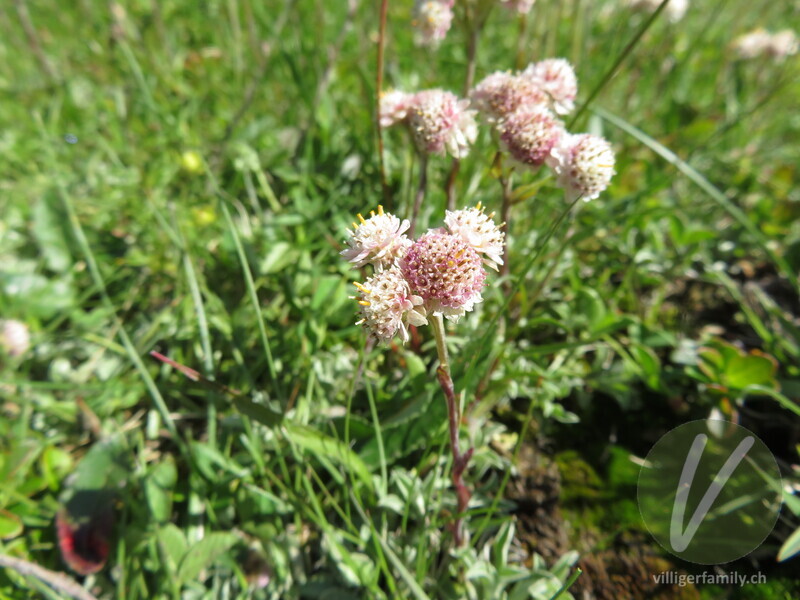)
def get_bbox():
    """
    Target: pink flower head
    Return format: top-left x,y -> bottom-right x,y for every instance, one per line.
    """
341,205 -> 412,269
732,29 -> 772,60
626,0 -> 687,22
408,90 -> 478,159
766,30 -> 799,61
523,58 -> 578,115
499,105 -> 564,168
444,202 -> 505,271
413,0 -> 454,47
500,0 -> 536,15
548,133 -> 616,201
0,319 -> 30,357
401,230 -> 487,321
353,267 -> 428,344
380,90 -> 414,128
470,71 -> 549,122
